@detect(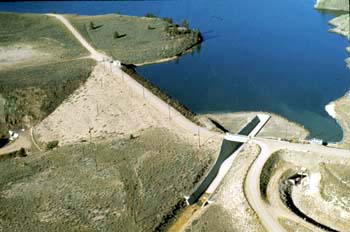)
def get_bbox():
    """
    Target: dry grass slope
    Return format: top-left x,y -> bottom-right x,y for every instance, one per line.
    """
0,128 -> 215,232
